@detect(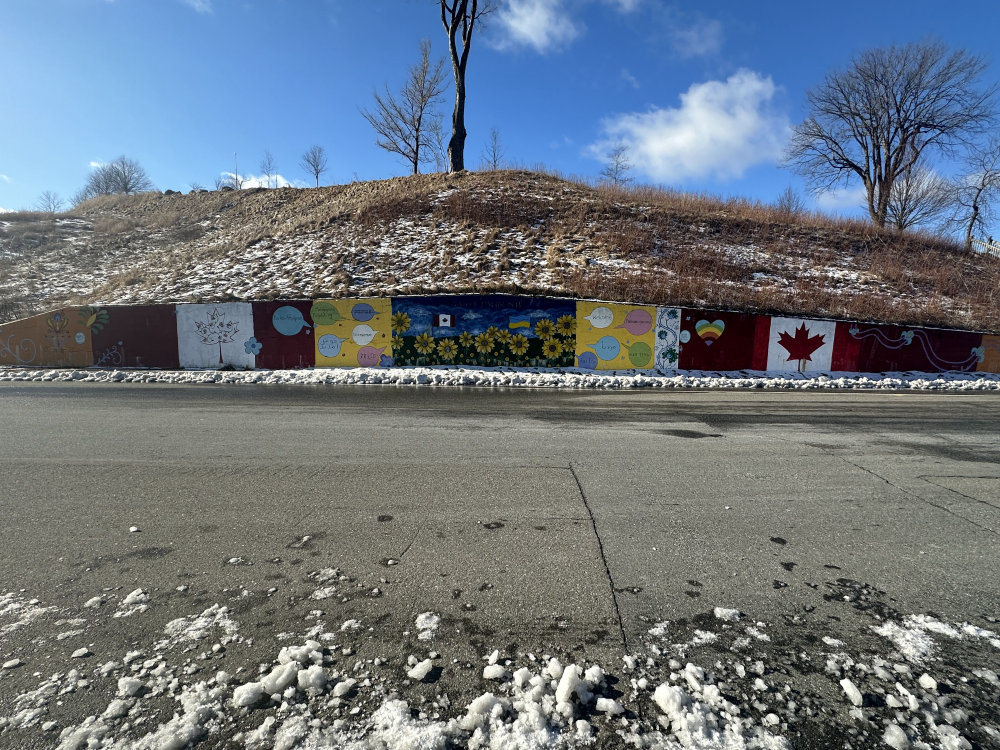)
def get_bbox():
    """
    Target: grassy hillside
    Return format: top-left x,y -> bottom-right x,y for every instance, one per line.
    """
2,170 -> 999,331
